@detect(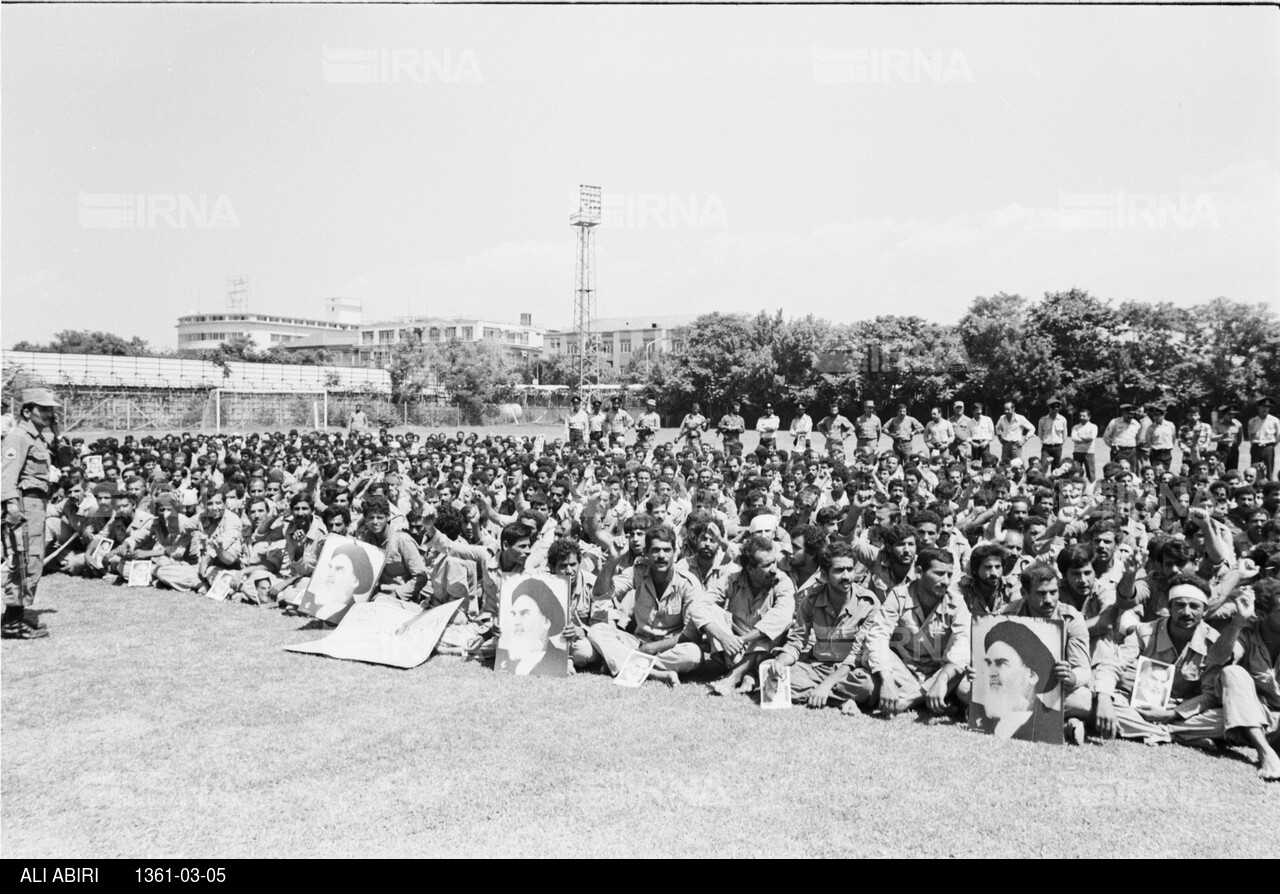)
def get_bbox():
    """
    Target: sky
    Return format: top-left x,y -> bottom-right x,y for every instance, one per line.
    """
3,4 -> 1277,350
